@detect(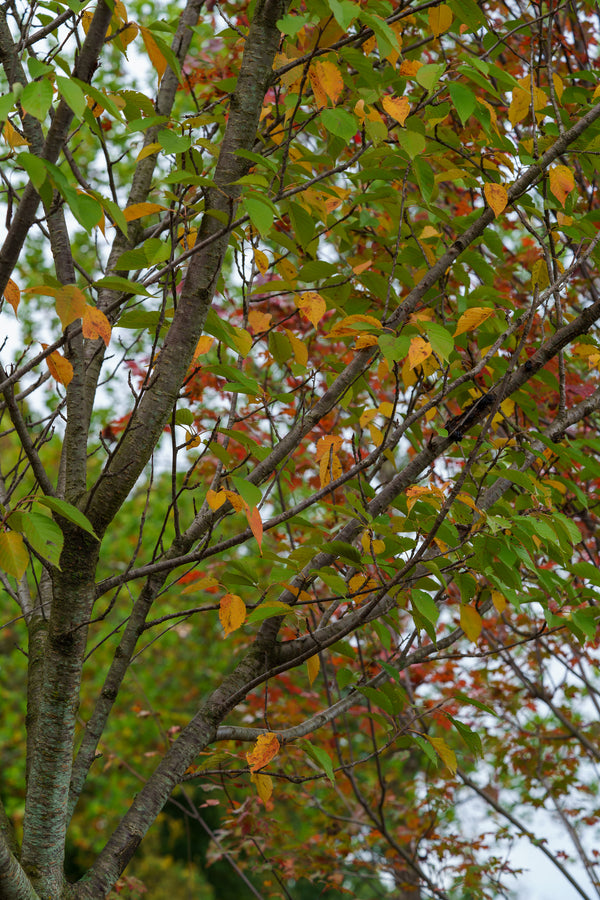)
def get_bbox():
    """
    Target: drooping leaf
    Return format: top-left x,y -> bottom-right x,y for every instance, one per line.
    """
246,732 -> 280,772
